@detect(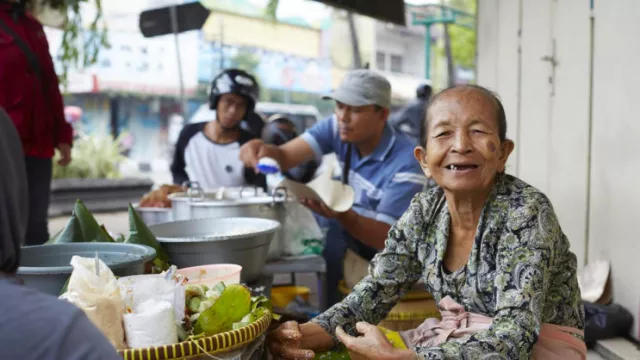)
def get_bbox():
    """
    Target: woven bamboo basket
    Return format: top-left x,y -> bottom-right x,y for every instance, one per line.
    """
117,312 -> 271,360
338,281 -> 440,331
